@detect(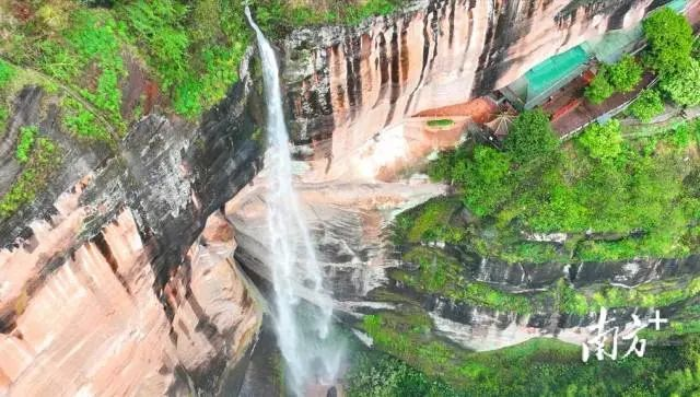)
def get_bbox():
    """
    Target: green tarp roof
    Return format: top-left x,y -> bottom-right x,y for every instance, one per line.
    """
524,45 -> 589,105
667,0 -> 688,13
582,26 -> 642,64
506,0 -> 686,109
